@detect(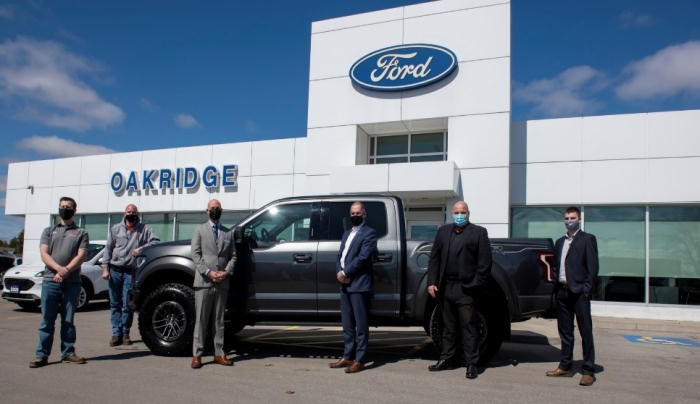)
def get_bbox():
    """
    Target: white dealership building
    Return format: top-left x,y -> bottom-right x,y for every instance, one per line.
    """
4,0 -> 700,319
